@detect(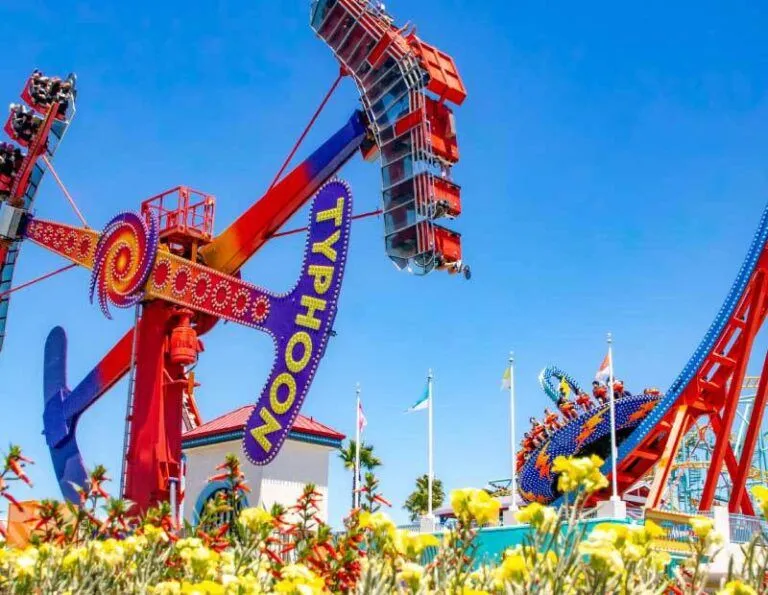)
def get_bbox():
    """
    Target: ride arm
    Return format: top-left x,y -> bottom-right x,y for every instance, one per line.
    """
43,326 -> 133,502
198,110 -> 368,275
